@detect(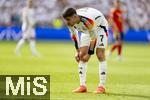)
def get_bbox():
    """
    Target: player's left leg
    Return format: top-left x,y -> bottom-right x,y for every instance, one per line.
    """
29,38 -> 40,56
108,35 -> 119,58
94,26 -> 108,93
28,29 -> 40,56
94,48 -> 107,94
